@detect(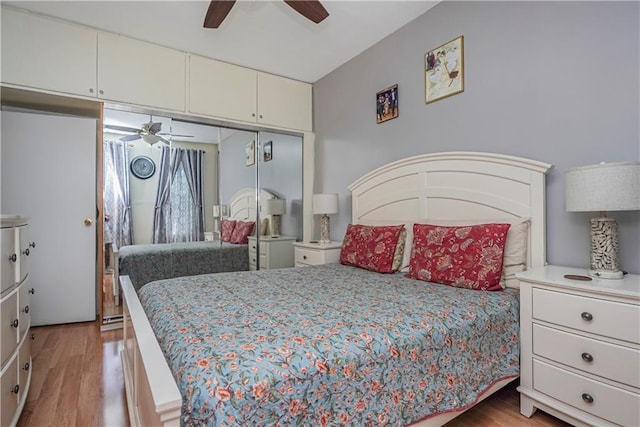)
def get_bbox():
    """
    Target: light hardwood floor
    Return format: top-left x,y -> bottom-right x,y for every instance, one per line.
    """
16,321 -> 570,427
